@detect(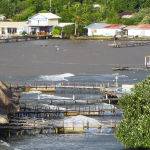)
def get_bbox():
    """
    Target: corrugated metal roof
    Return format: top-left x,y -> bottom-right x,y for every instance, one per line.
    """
28,13 -> 61,20
137,24 -> 150,29
85,23 -> 108,29
126,24 -> 150,30
38,13 -> 61,19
